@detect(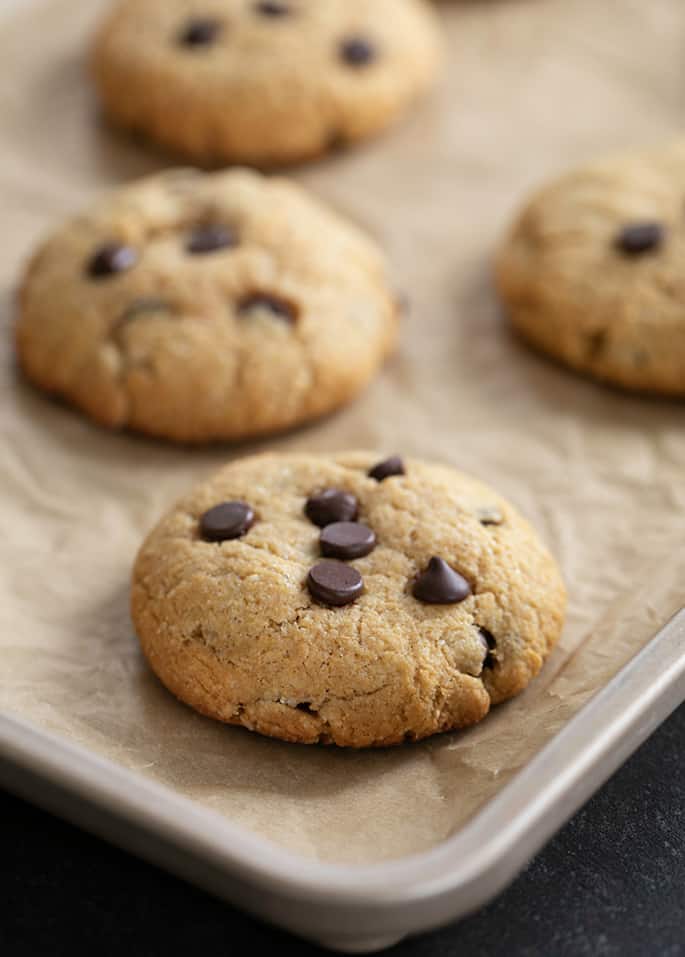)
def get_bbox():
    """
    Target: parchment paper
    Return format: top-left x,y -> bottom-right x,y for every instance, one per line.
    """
1,0 -> 684,865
